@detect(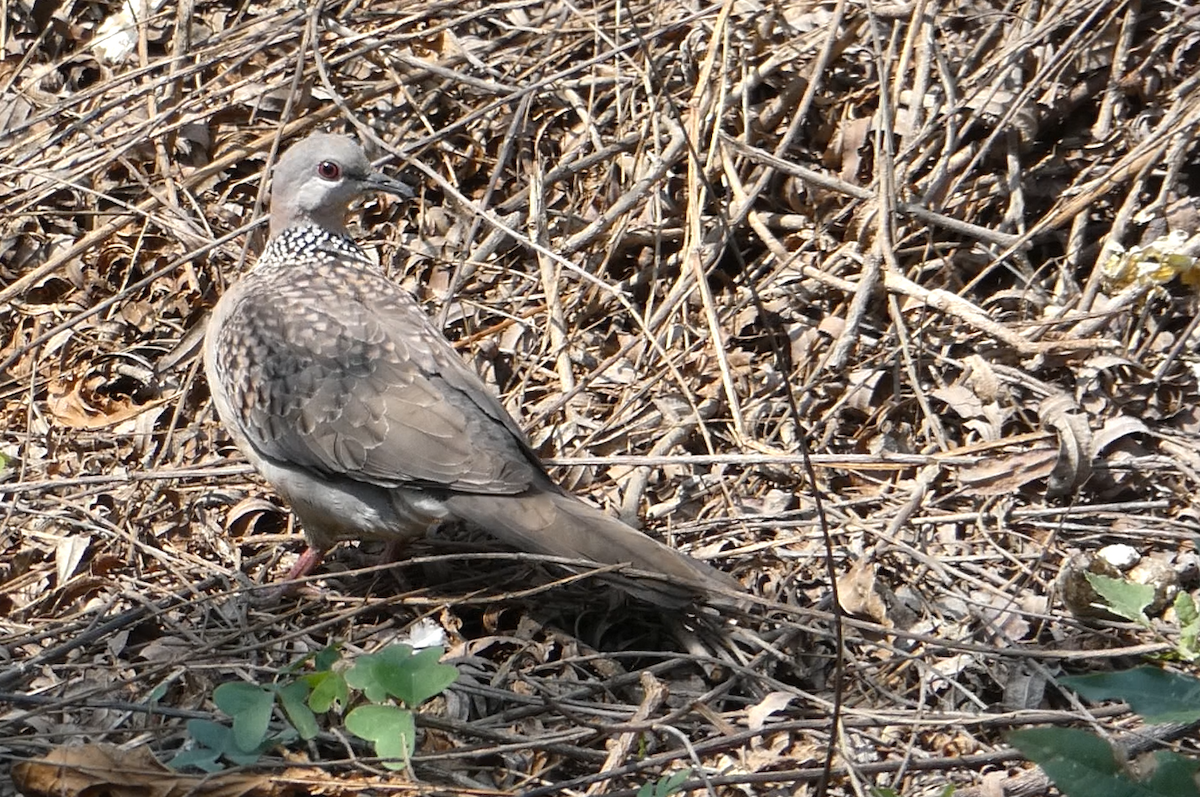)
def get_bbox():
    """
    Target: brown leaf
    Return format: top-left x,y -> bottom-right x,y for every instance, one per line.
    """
1001,666 -> 1048,711
932,384 -> 985,419
1039,394 -> 1094,498
1093,414 -> 1148,454
224,496 -> 287,538
45,375 -> 170,430
746,691 -> 796,731
10,743 -> 300,796
54,534 -> 89,584
837,559 -> 889,625
956,448 -> 1058,496
963,354 -> 1001,403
